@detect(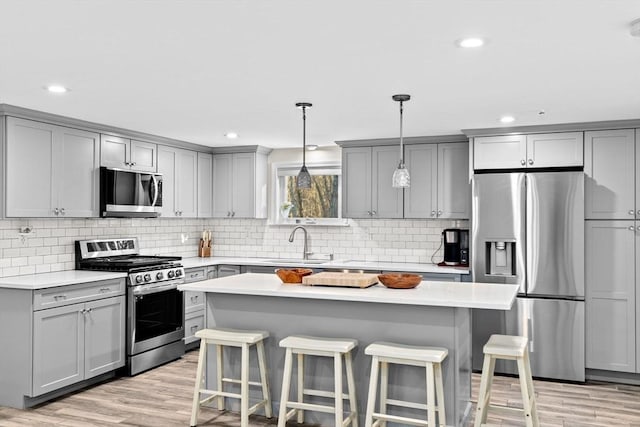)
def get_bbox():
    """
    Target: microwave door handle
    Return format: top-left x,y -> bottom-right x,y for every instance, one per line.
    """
151,175 -> 159,207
